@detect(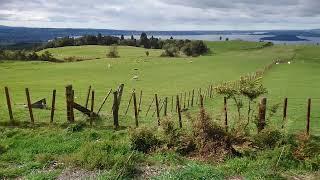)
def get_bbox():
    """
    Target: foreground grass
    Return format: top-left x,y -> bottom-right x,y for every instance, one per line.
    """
1,123 -> 319,179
